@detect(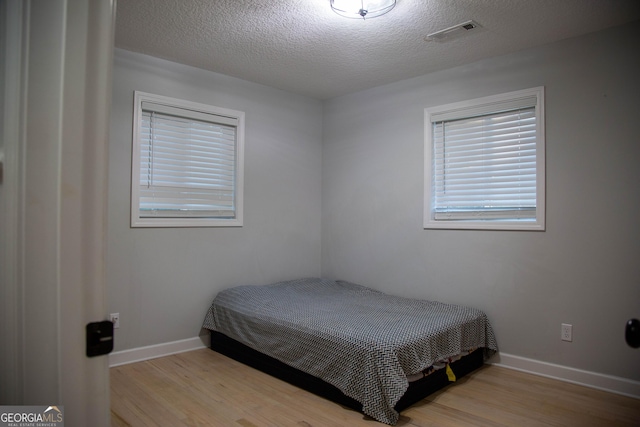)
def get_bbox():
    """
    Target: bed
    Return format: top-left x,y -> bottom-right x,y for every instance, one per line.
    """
202,278 -> 498,425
